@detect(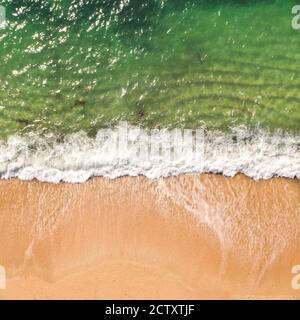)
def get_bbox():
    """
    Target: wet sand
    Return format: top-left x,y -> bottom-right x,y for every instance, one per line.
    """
0,174 -> 299,300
